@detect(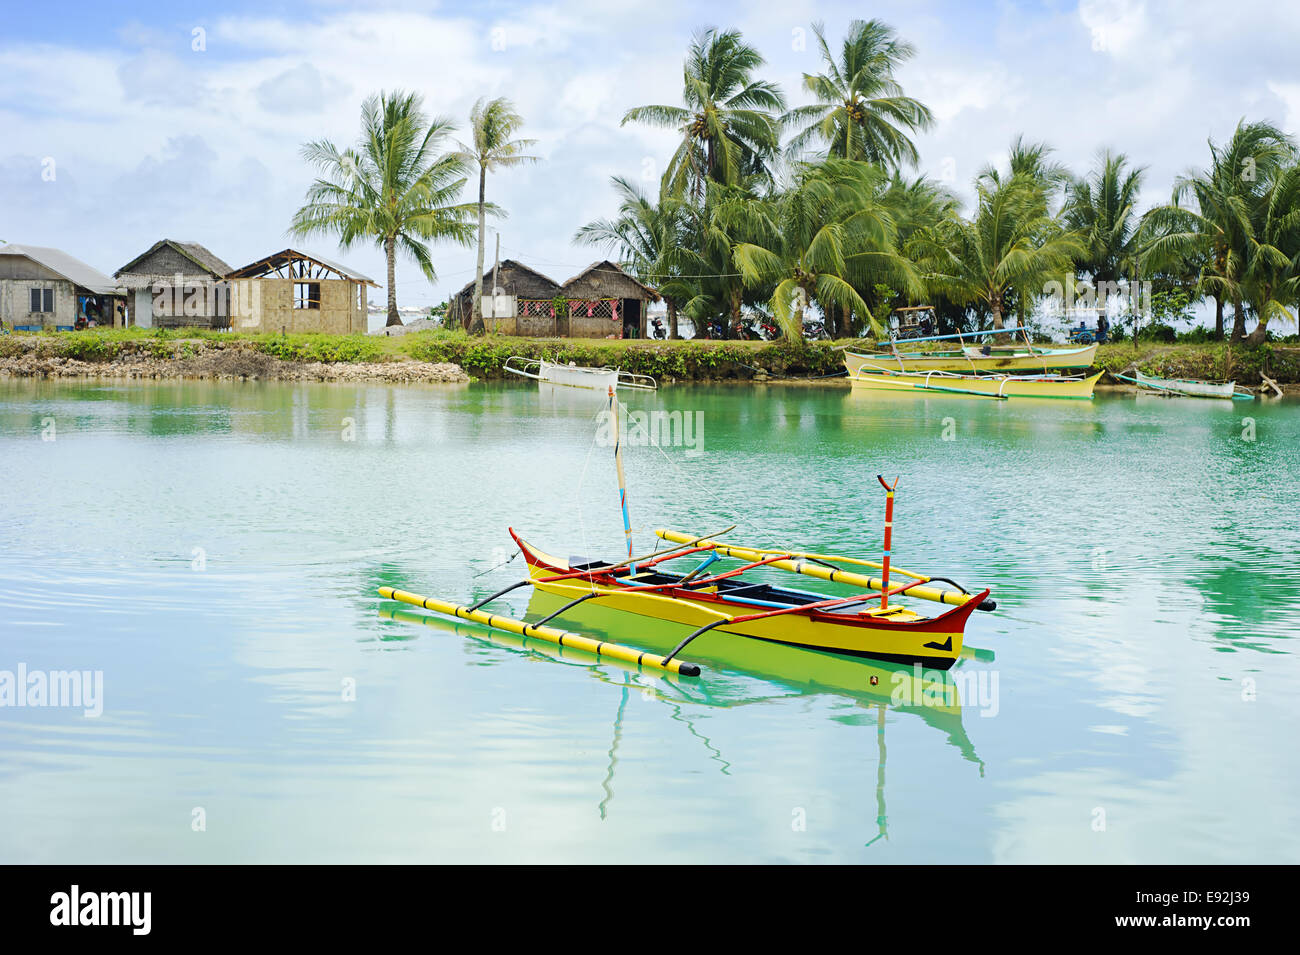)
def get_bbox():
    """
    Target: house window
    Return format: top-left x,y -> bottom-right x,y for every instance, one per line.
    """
294,282 -> 321,310
30,288 -> 54,313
